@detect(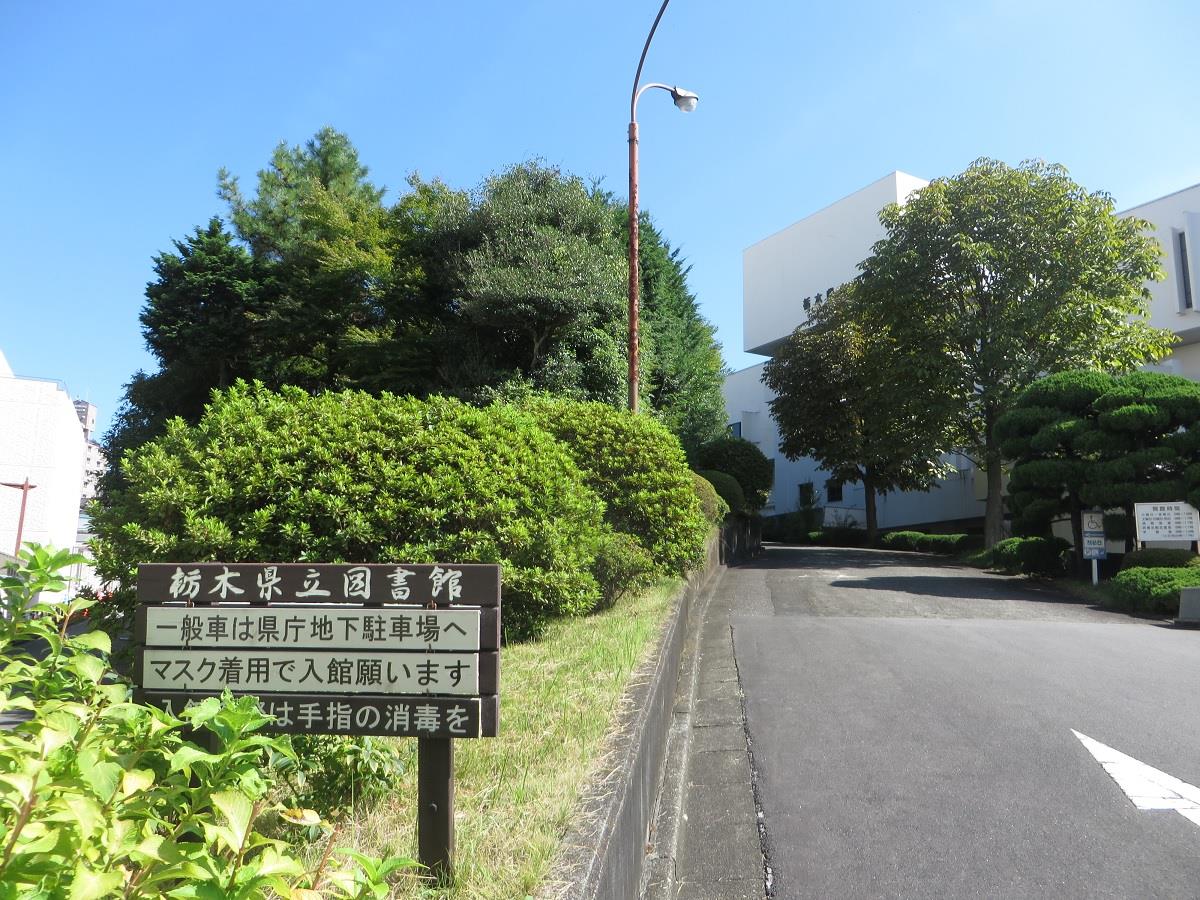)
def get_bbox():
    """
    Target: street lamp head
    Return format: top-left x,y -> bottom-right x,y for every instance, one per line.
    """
671,87 -> 699,113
